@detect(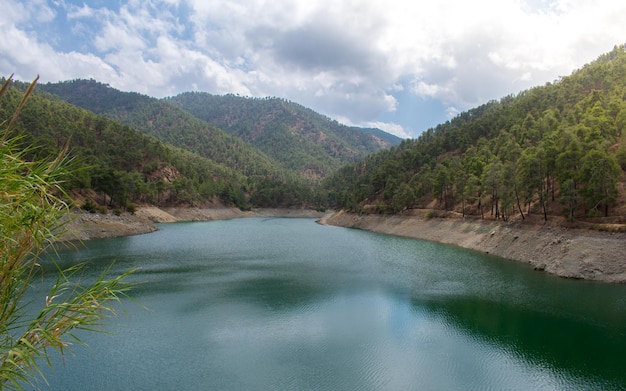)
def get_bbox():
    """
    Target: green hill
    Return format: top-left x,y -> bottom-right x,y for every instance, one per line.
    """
323,45 -> 626,224
0,79 -> 250,210
37,80 -> 288,181
39,81 -> 400,182
37,80 -> 336,208
165,92 -> 401,179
